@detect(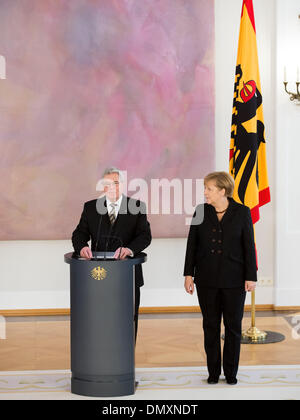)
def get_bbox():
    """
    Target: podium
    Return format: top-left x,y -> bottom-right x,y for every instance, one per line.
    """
64,252 -> 147,397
